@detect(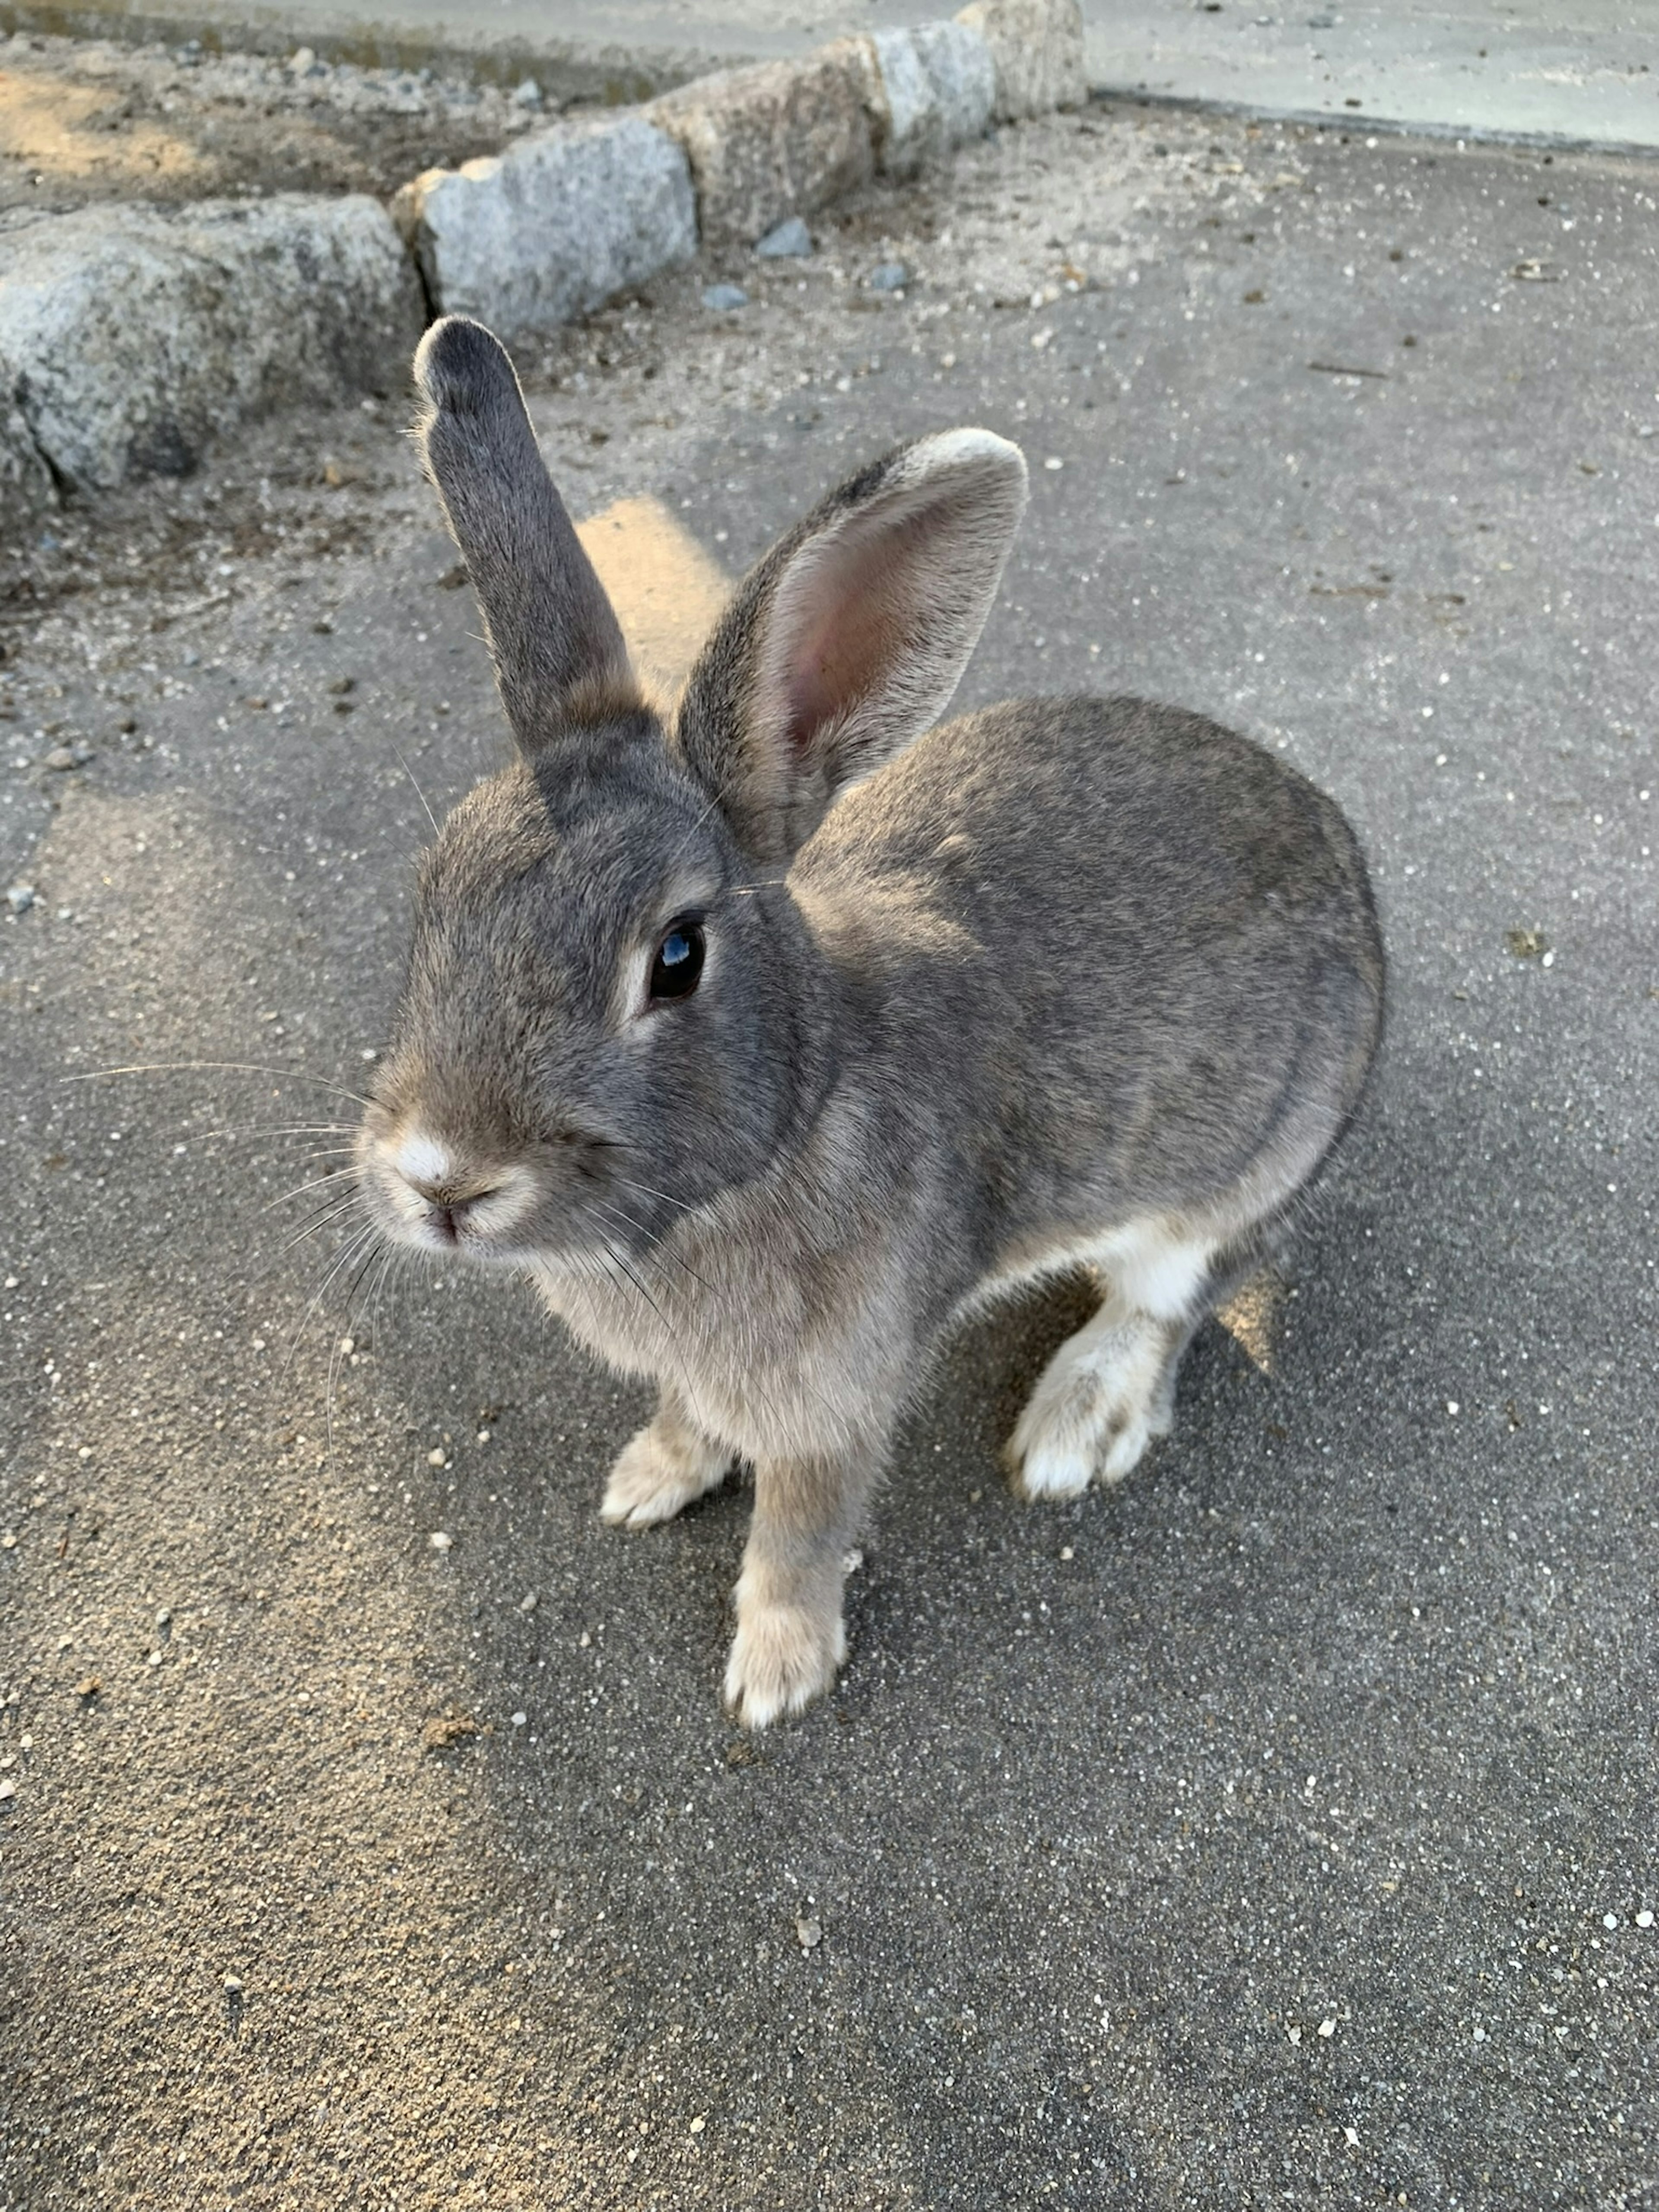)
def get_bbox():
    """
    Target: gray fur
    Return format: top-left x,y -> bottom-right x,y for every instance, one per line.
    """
357,328 -> 1386,1726
413,315 -> 632,750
